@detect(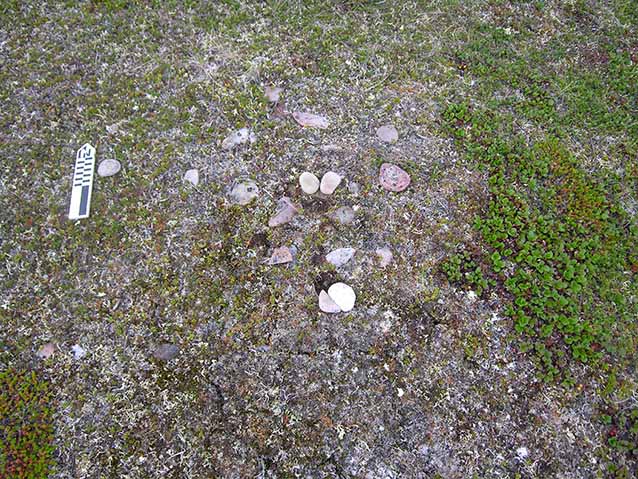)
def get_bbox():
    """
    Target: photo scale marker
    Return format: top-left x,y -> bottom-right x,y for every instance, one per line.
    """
68,143 -> 96,220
